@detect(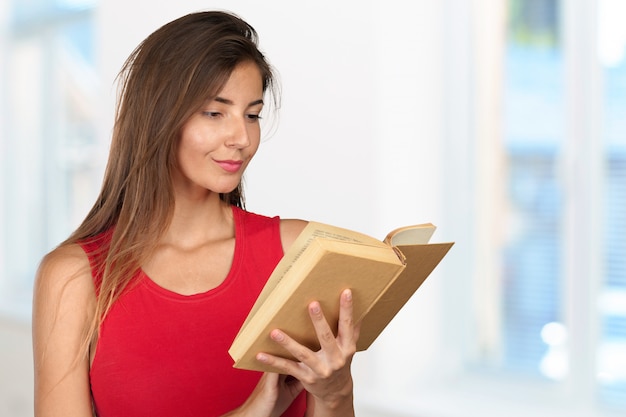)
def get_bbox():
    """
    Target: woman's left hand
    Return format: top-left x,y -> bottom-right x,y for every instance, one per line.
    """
256,288 -> 360,416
